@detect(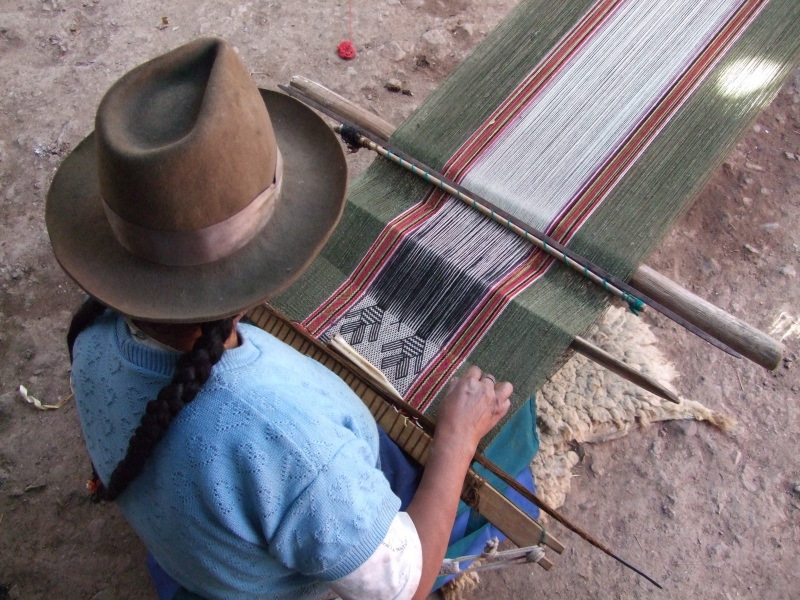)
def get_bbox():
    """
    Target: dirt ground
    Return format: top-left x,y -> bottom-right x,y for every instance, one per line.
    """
1,1 -> 798,599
